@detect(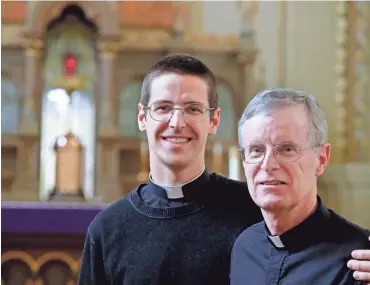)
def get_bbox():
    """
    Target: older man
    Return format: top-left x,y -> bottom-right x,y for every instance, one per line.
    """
230,88 -> 370,284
